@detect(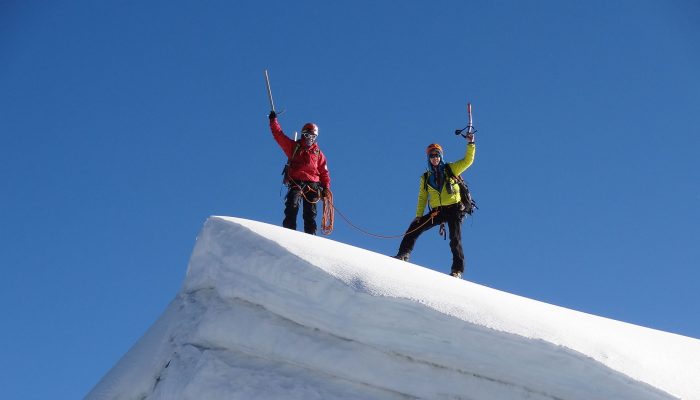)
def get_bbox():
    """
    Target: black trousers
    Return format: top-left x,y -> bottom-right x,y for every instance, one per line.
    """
283,182 -> 320,234
397,203 -> 465,273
